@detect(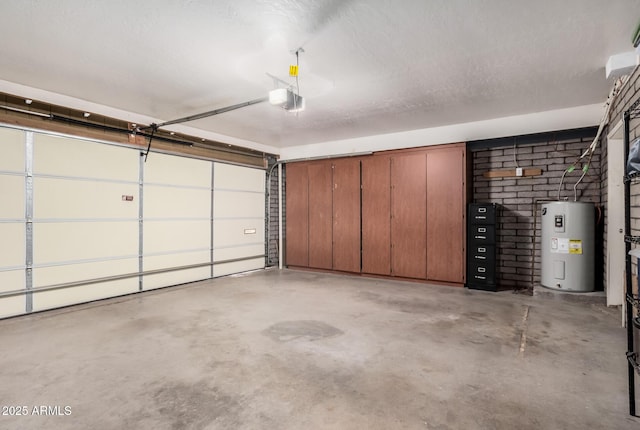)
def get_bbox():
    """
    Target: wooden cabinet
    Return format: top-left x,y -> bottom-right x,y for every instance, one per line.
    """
332,158 -> 361,273
391,153 -> 427,279
308,161 -> 333,269
285,163 -> 309,267
362,156 -> 391,275
426,146 -> 466,283
285,143 -> 467,286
